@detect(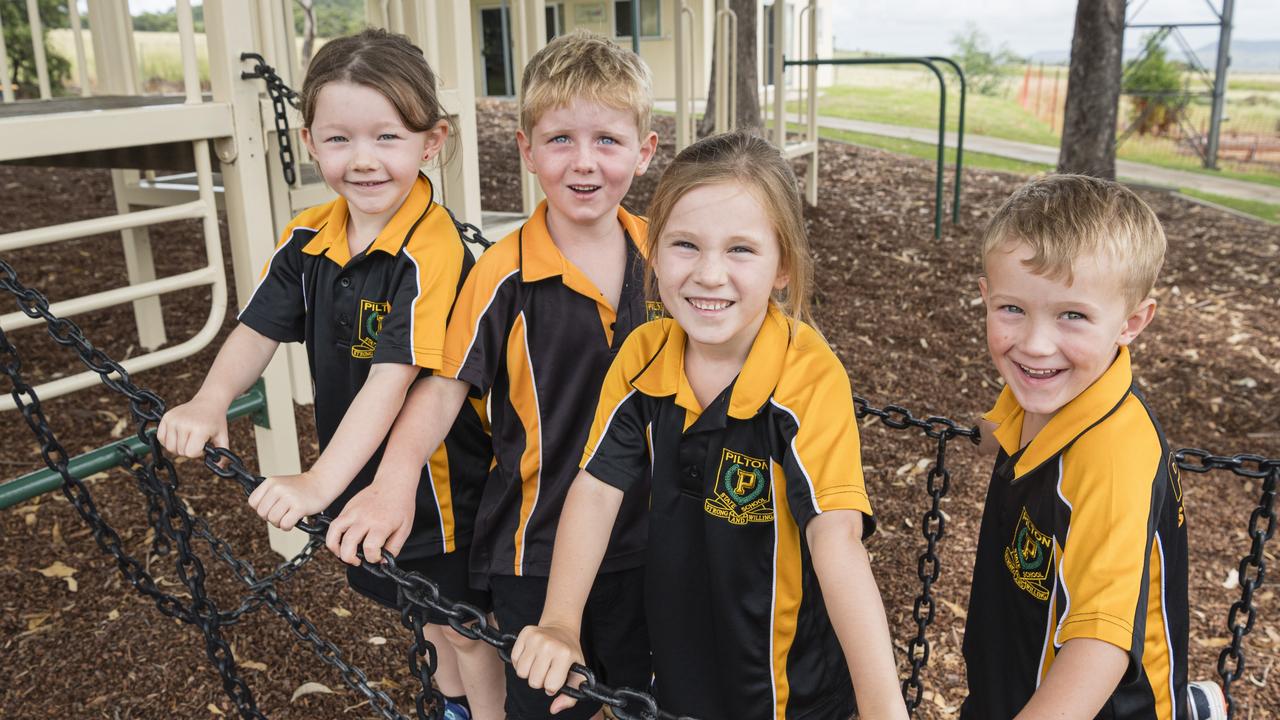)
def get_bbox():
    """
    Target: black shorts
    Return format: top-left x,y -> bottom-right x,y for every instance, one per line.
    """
347,548 -> 492,626
490,567 -> 651,720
